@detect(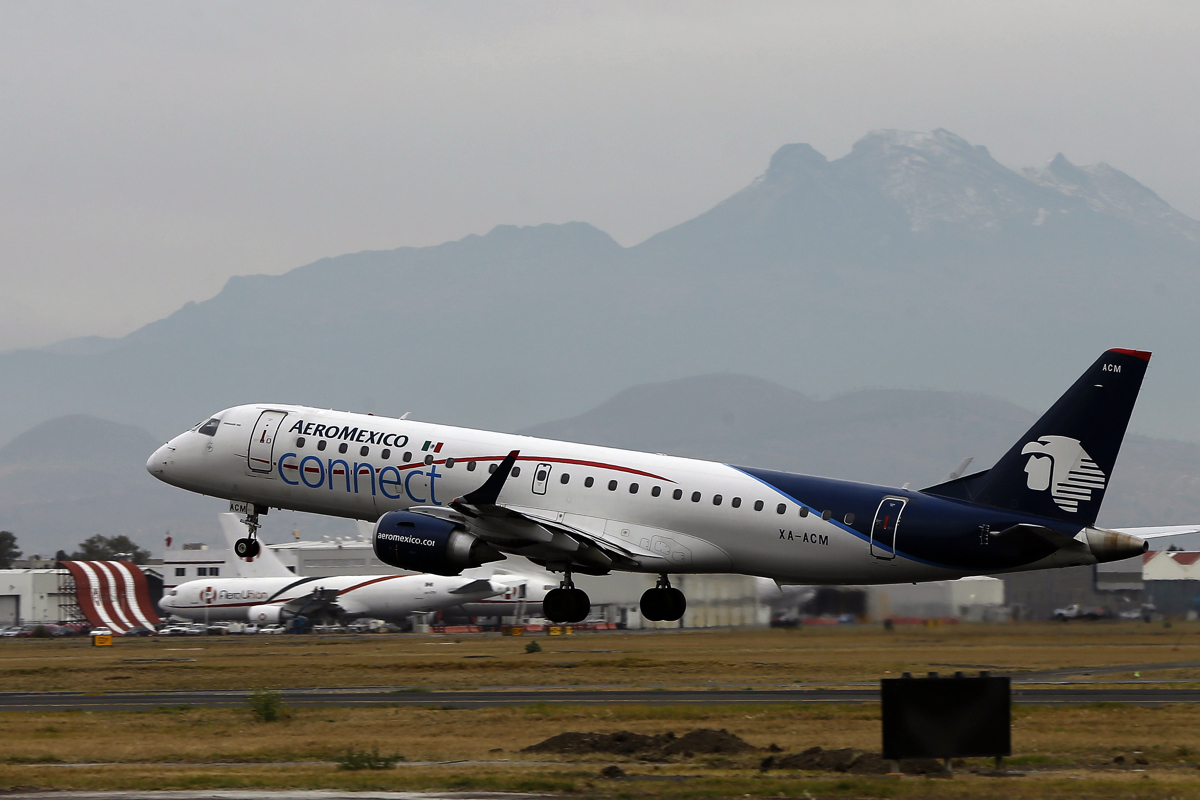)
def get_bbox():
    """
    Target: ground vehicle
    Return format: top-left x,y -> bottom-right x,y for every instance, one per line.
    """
89,626 -> 113,636
259,624 -> 285,634
1053,604 -> 1112,621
